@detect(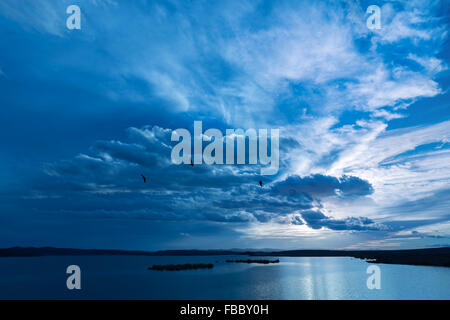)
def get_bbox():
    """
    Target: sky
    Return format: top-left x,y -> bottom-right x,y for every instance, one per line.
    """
0,0 -> 449,250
